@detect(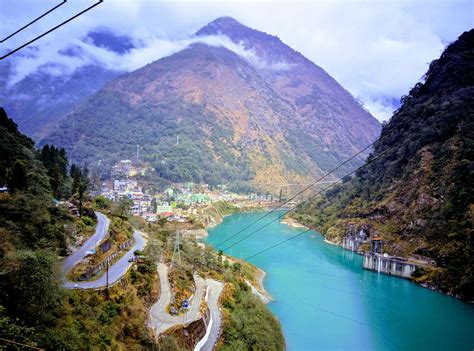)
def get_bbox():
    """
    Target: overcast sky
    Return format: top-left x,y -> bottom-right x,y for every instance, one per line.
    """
0,0 -> 472,121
